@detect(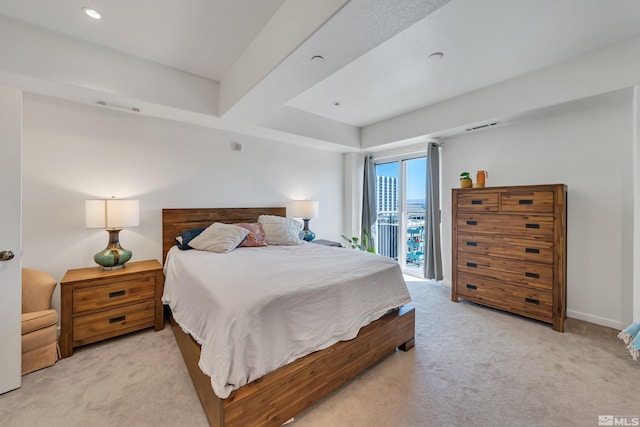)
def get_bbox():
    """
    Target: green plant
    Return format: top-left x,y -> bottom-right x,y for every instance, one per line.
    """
341,231 -> 376,253
341,234 -> 359,249
361,230 -> 376,253
460,171 -> 471,180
